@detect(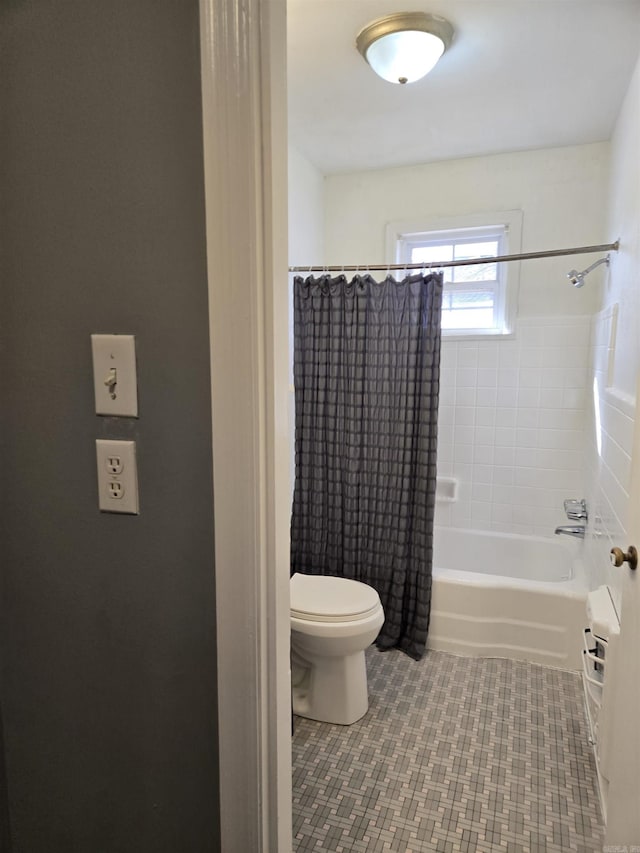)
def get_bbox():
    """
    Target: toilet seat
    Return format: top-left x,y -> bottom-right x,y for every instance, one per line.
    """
290,573 -> 382,623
